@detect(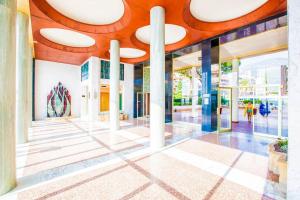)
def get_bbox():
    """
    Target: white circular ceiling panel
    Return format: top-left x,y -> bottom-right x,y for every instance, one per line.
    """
40,28 -> 95,48
46,0 -> 125,25
135,24 -> 186,45
190,0 -> 268,22
119,48 -> 146,58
